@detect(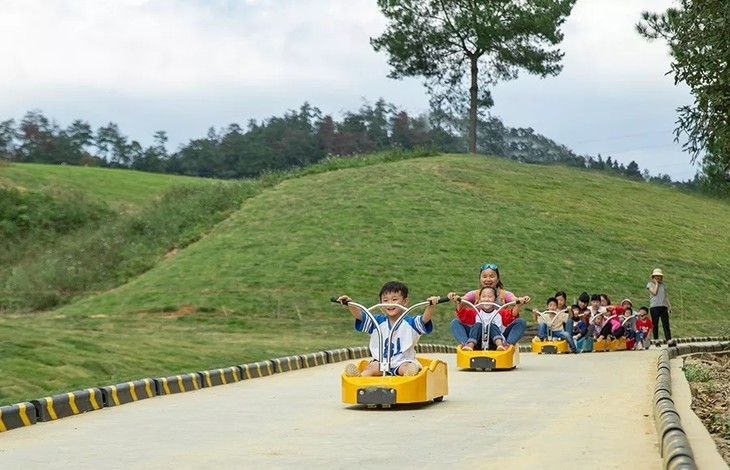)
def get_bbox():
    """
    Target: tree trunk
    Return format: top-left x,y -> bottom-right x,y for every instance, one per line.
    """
469,55 -> 478,154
